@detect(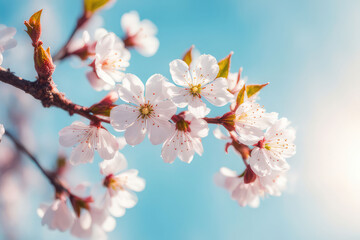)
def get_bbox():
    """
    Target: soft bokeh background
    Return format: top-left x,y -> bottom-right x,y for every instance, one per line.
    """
0,0 -> 360,239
